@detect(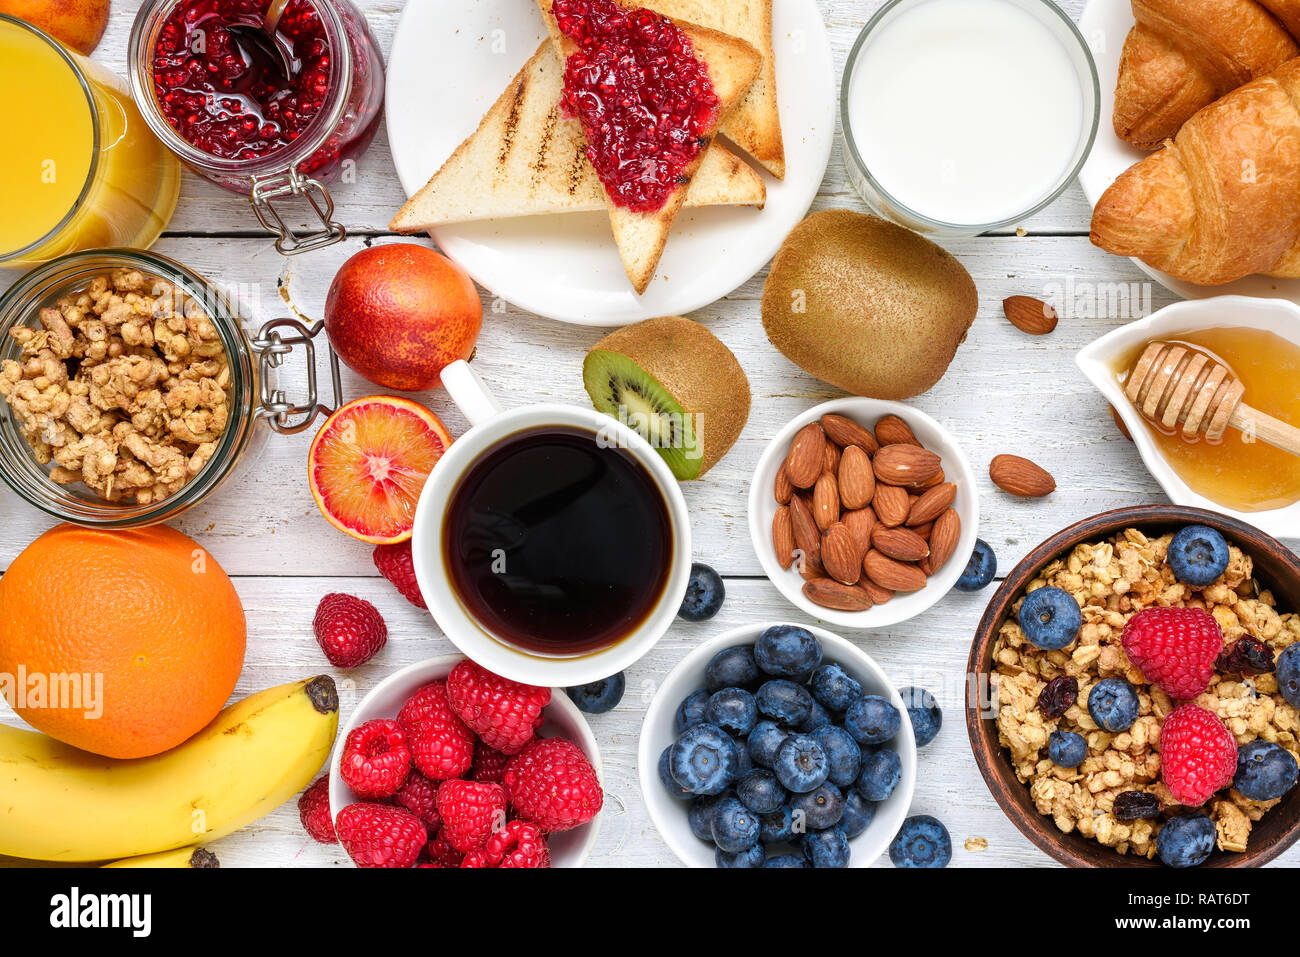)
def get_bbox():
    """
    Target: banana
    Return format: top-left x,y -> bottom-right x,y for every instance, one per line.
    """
0,675 -> 338,862
103,846 -> 220,868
